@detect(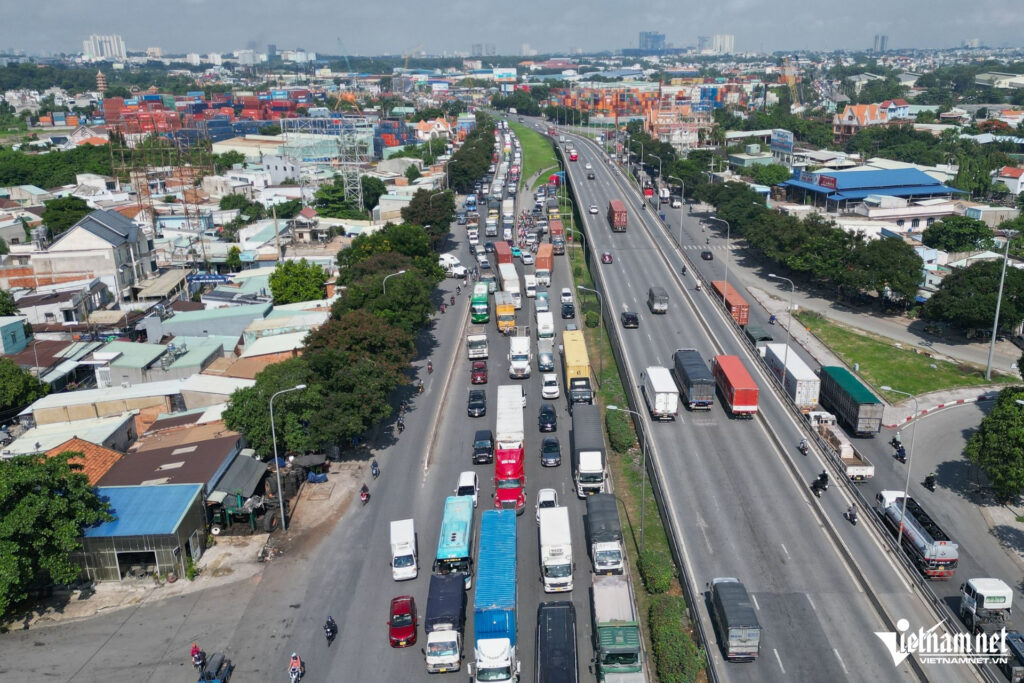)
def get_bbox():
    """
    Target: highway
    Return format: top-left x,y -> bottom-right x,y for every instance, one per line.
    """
542,118 -> 980,682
